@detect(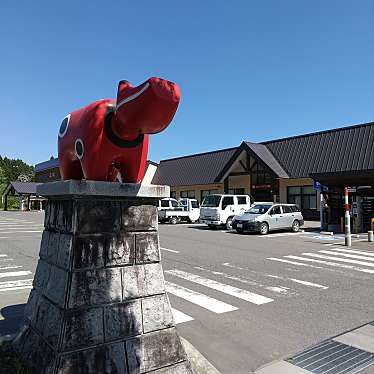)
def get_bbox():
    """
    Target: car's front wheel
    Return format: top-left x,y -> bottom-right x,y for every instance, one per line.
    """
259,222 -> 269,235
291,220 -> 300,232
226,217 -> 233,230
